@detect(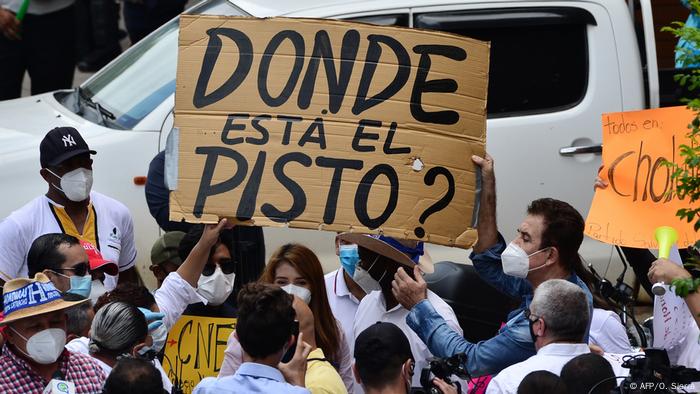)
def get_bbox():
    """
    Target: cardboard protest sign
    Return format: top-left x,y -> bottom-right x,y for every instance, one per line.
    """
162,315 -> 236,394
170,15 -> 489,248
586,106 -> 699,248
